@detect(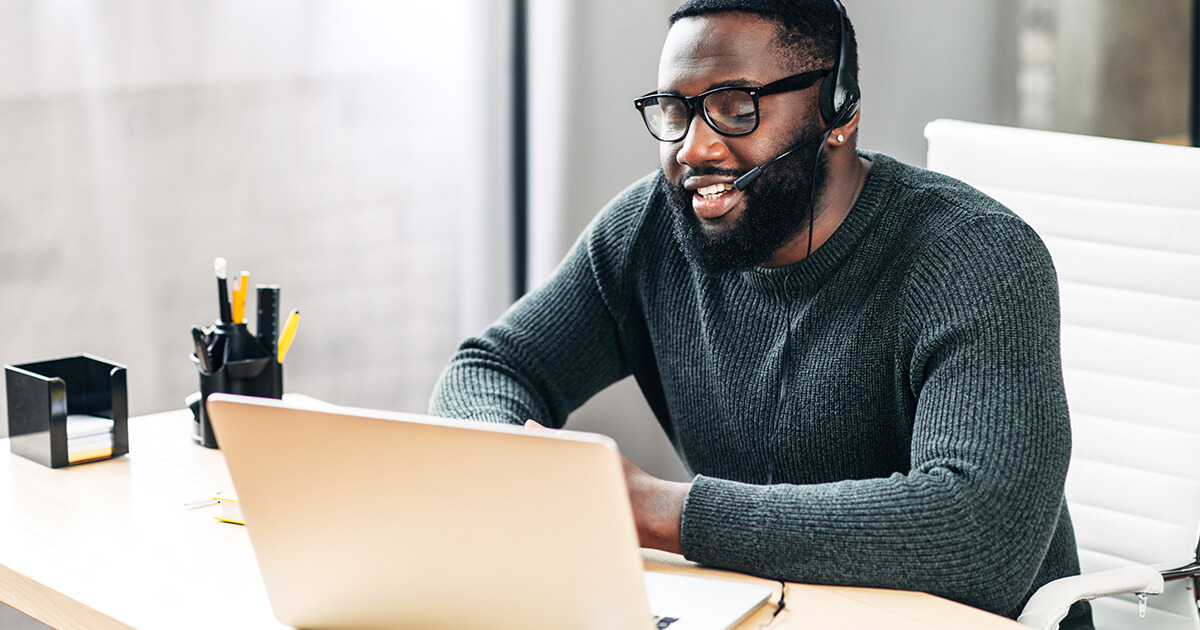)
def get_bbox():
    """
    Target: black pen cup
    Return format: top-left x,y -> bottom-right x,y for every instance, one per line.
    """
190,323 -> 282,449
4,354 -> 129,468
